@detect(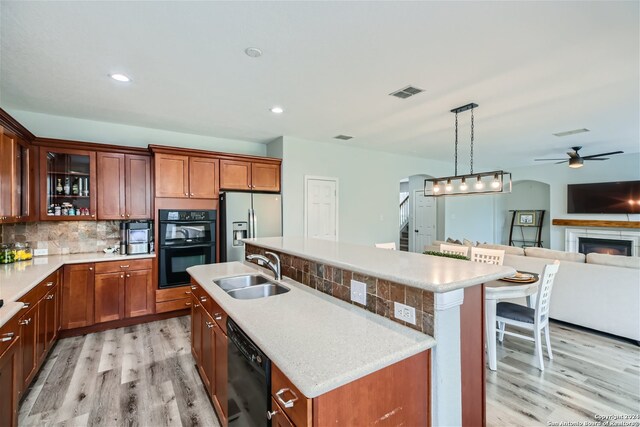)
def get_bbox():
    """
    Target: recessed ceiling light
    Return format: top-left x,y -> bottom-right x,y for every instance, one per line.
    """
245,47 -> 263,58
109,73 -> 131,82
270,106 -> 284,114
